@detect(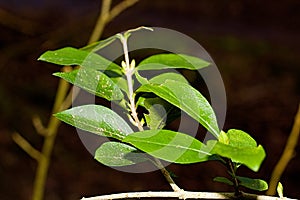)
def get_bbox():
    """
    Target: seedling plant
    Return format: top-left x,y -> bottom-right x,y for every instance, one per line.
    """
38,27 -> 268,199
